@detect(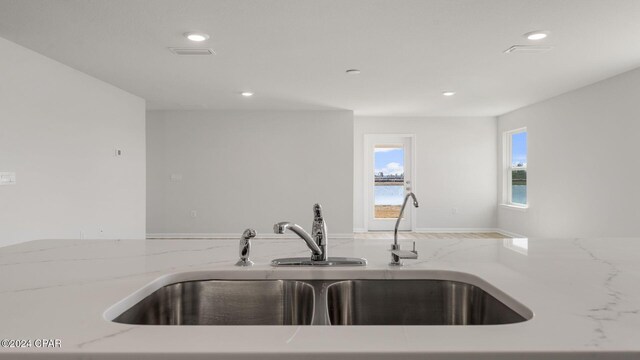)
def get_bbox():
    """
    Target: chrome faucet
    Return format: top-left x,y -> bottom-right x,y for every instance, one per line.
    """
390,192 -> 419,266
235,228 -> 256,266
273,204 -> 327,261
271,204 -> 366,266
